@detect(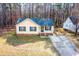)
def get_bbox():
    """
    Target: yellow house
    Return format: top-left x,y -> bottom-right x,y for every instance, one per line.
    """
16,18 -> 54,35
